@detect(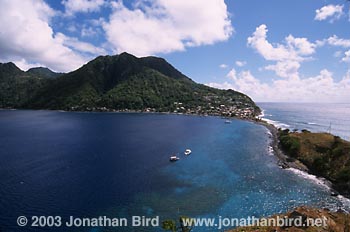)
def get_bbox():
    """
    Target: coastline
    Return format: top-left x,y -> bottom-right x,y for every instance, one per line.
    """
255,119 -> 350,202
256,120 -> 309,172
